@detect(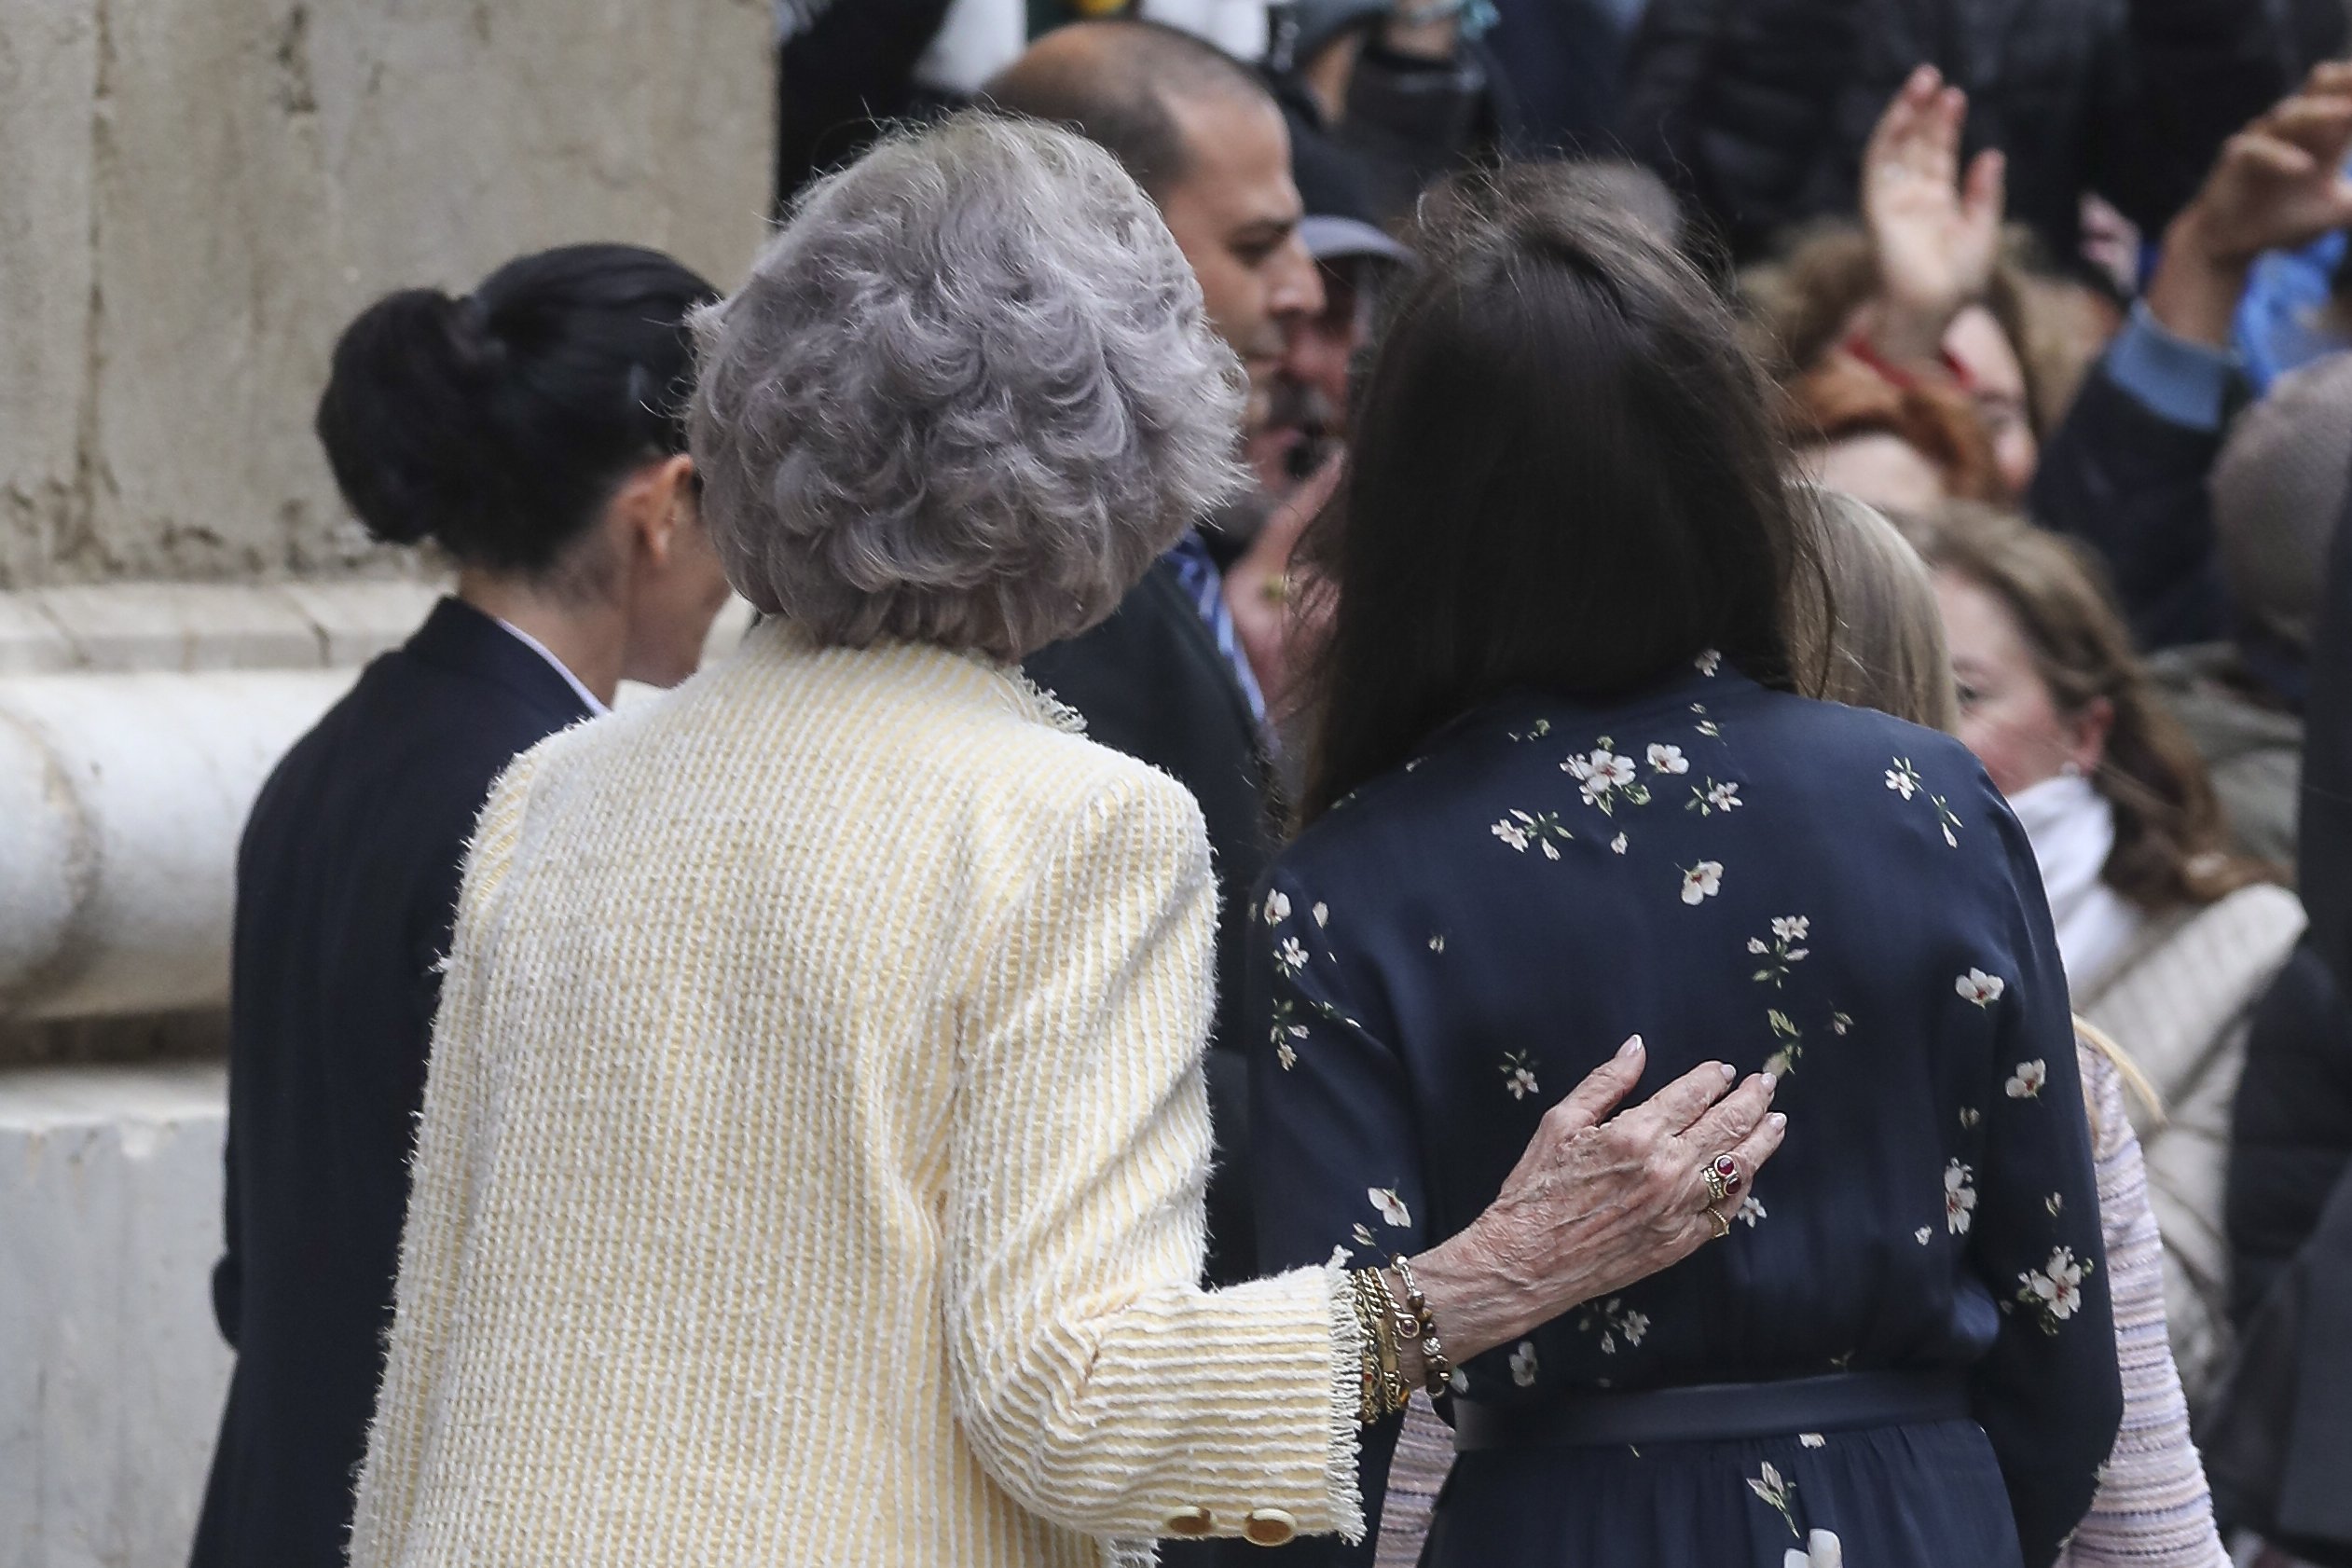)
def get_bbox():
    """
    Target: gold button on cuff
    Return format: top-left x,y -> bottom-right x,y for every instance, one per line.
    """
1242,1508 -> 1298,1547
1164,1506 -> 1215,1538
